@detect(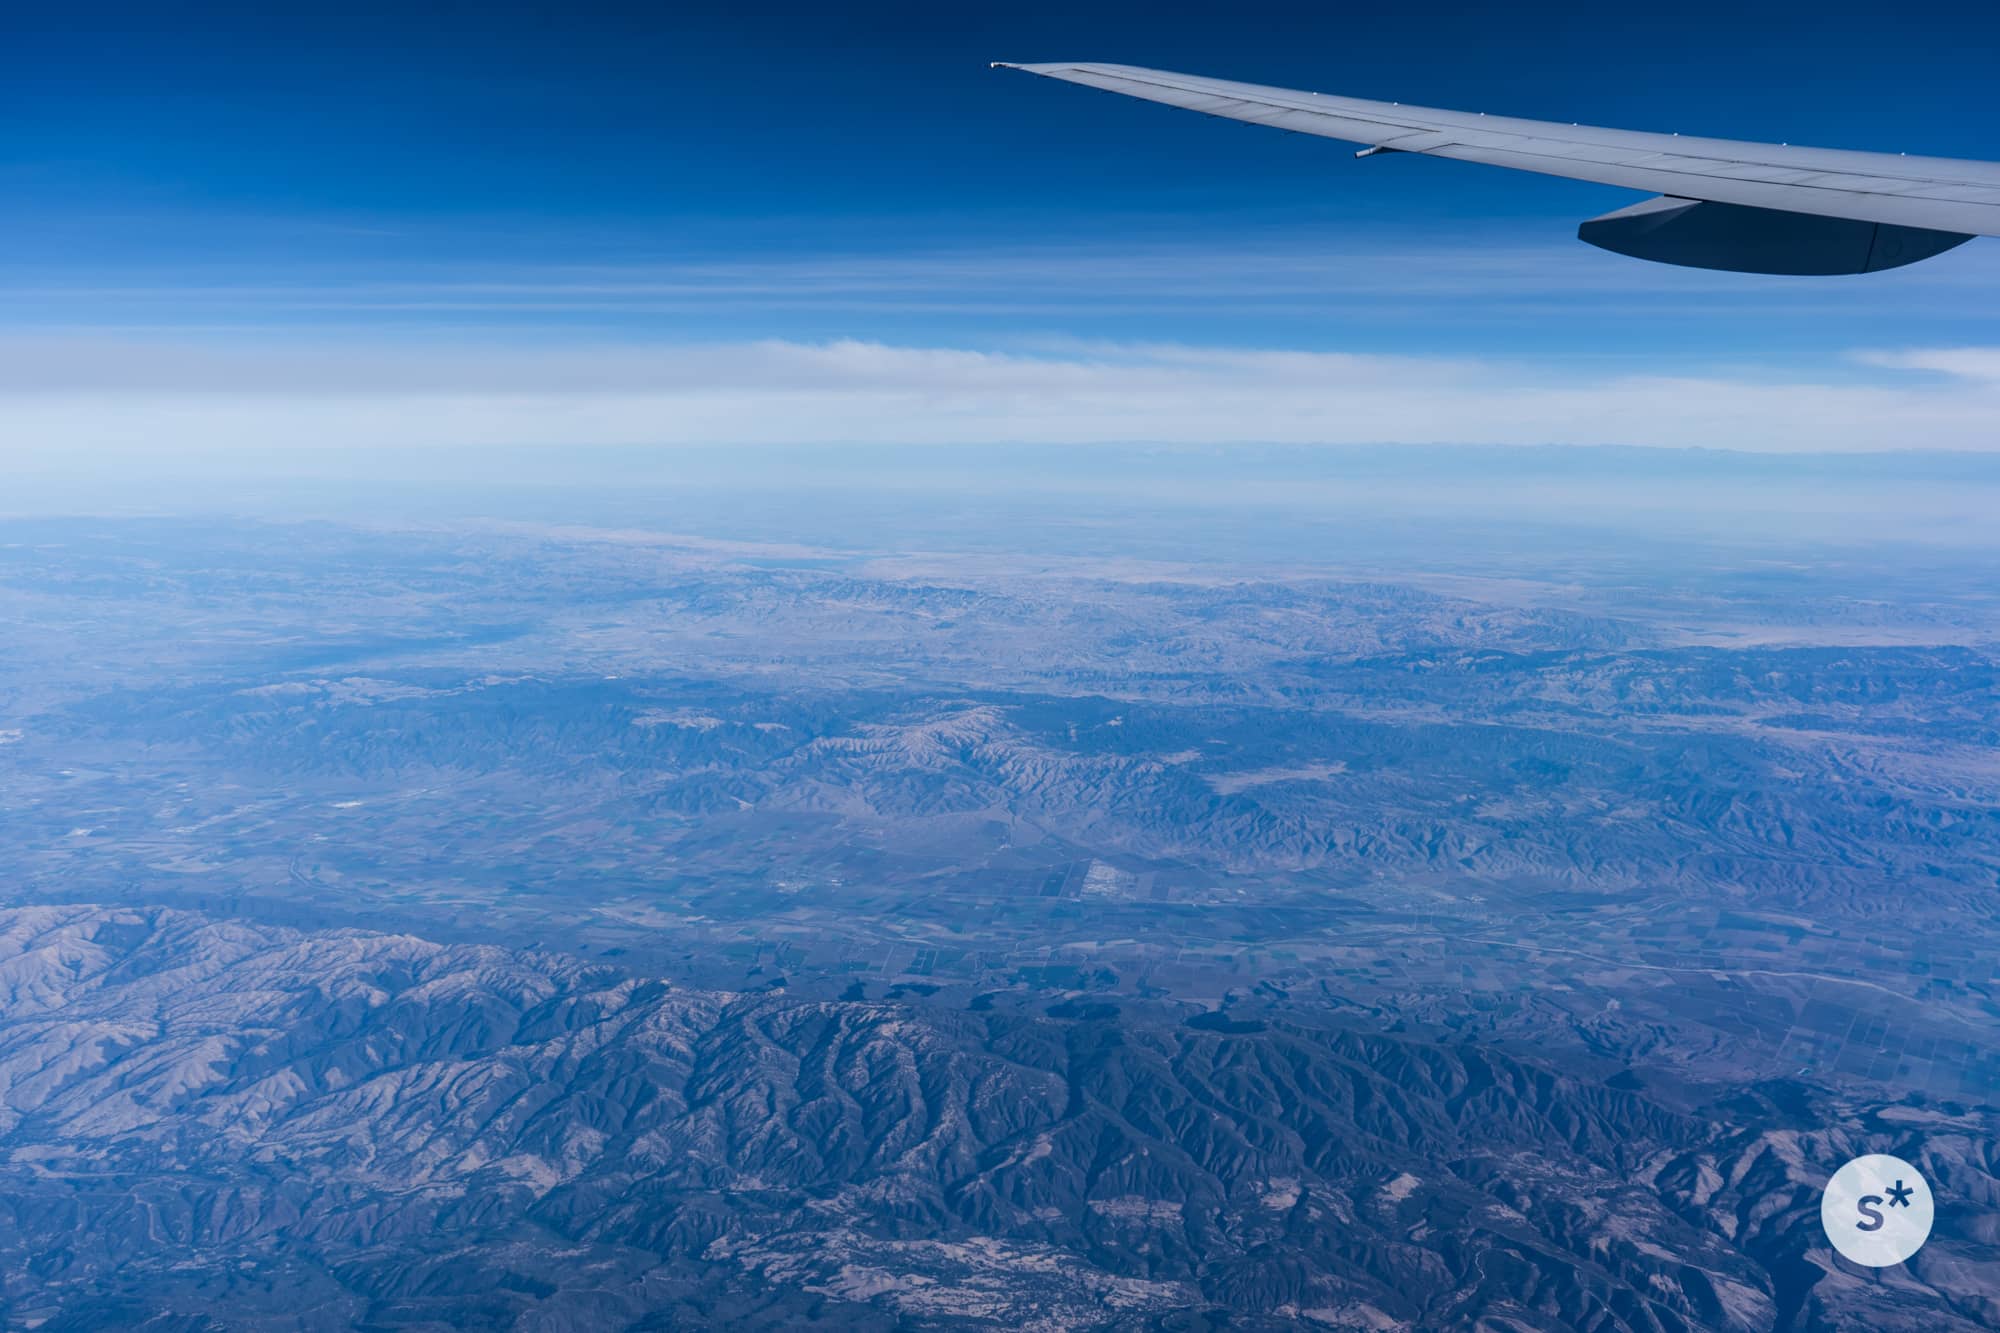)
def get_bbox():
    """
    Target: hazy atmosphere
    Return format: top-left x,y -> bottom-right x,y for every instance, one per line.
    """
10,1 -> 2000,461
